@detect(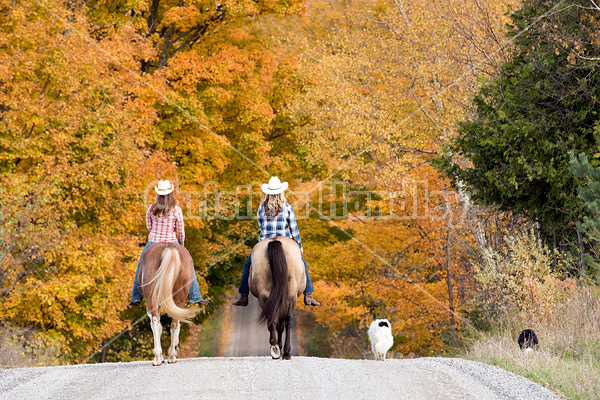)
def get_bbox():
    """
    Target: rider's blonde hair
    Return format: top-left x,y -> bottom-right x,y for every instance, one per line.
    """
263,192 -> 286,220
